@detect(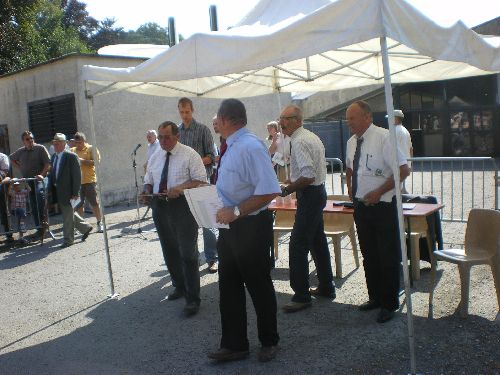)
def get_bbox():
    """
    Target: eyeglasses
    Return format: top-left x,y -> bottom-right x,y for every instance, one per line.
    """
279,115 -> 298,121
